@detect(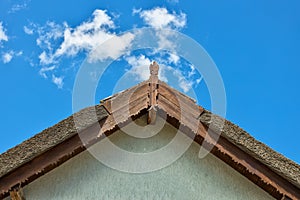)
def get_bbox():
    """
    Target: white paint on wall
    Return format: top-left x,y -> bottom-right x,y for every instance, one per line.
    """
22,116 -> 274,200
